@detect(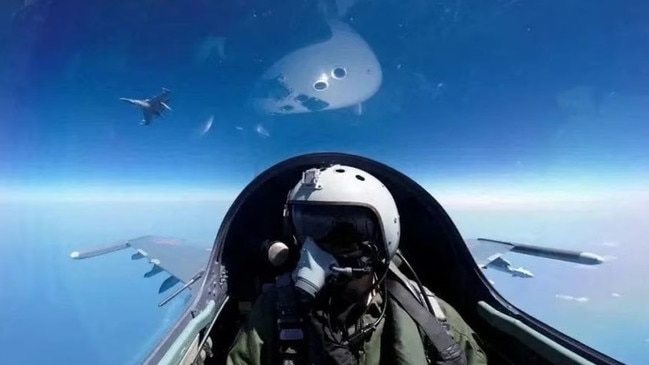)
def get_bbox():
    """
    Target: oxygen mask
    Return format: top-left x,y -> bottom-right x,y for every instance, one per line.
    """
289,204 -> 383,301
292,236 -> 377,302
